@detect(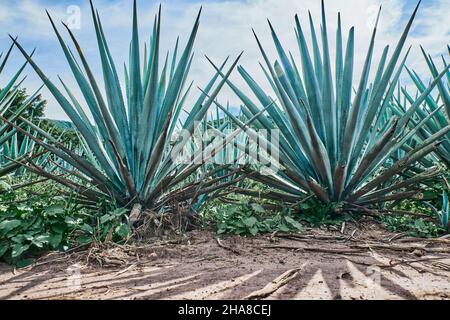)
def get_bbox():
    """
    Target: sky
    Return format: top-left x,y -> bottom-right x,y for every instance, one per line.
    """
0,0 -> 449,120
